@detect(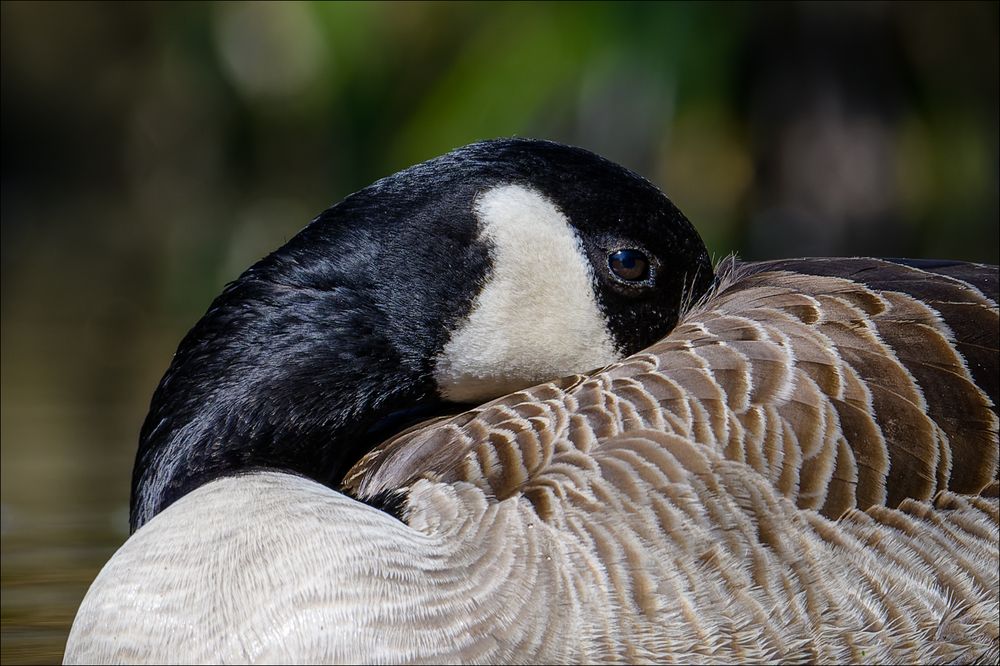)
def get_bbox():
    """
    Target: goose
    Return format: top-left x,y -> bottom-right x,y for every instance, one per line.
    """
65,138 -> 999,664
